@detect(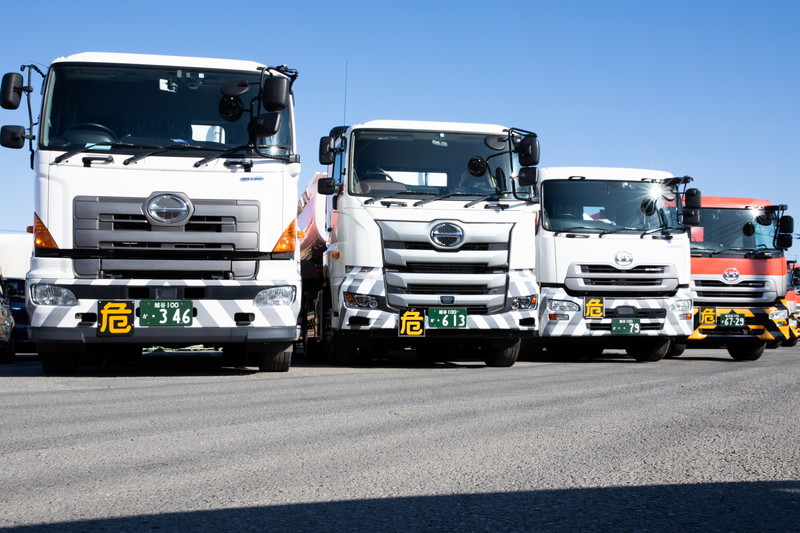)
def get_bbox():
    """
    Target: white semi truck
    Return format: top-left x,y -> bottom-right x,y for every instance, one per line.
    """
0,52 -> 302,374
520,166 -> 700,361
299,120 -> 541,366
